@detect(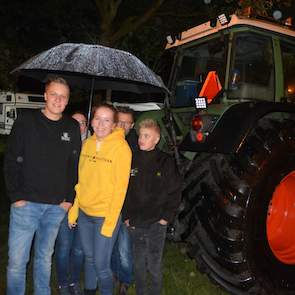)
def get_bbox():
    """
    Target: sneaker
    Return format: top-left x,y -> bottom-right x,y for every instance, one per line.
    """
58,285 -> 71,295
119,283 -> 129,295
69,282 -> 83,295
